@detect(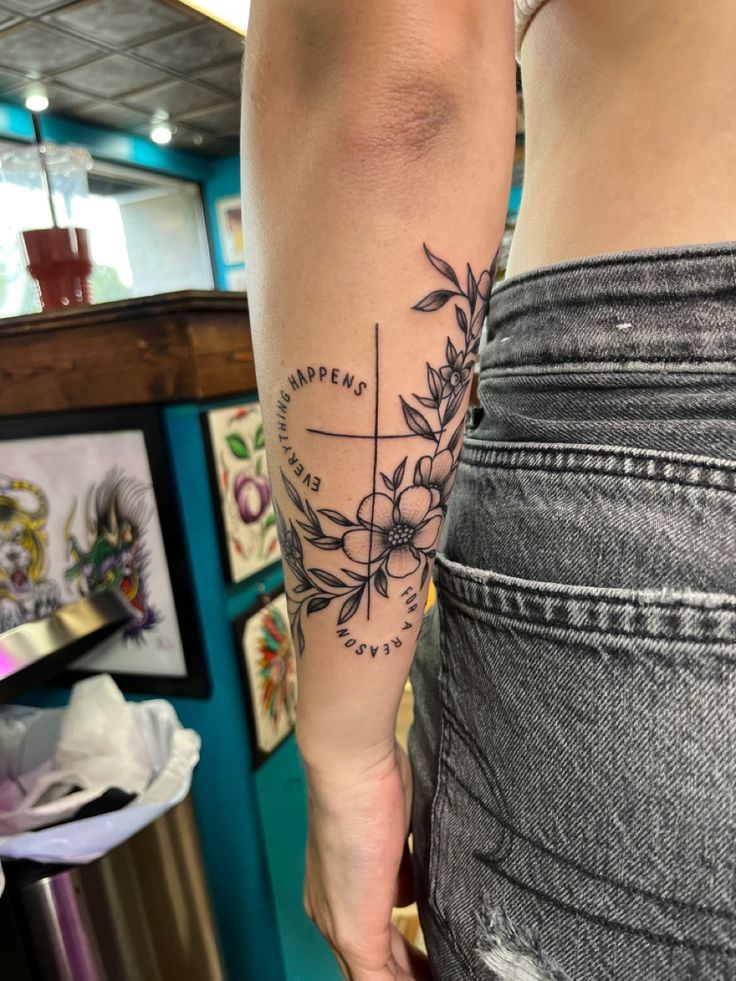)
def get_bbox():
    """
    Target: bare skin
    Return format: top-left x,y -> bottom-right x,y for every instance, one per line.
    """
243,4 -> 515,978
244,1 -> 728,977
508,0 -> 736,276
